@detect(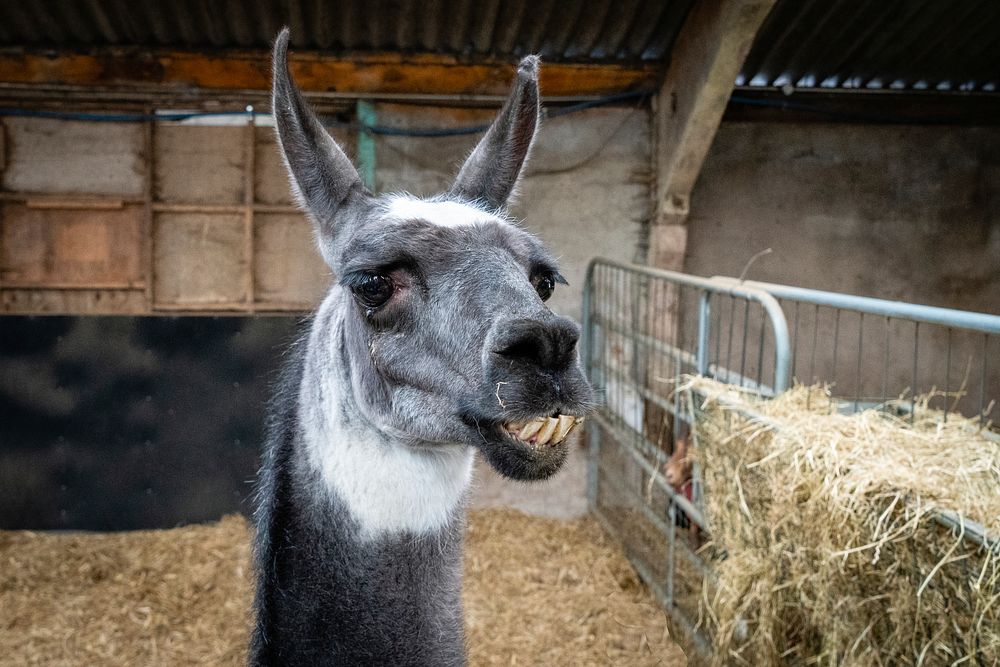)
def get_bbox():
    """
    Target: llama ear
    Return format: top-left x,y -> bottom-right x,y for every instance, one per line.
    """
449,56 -> 540,209
272,29 -> 367,252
